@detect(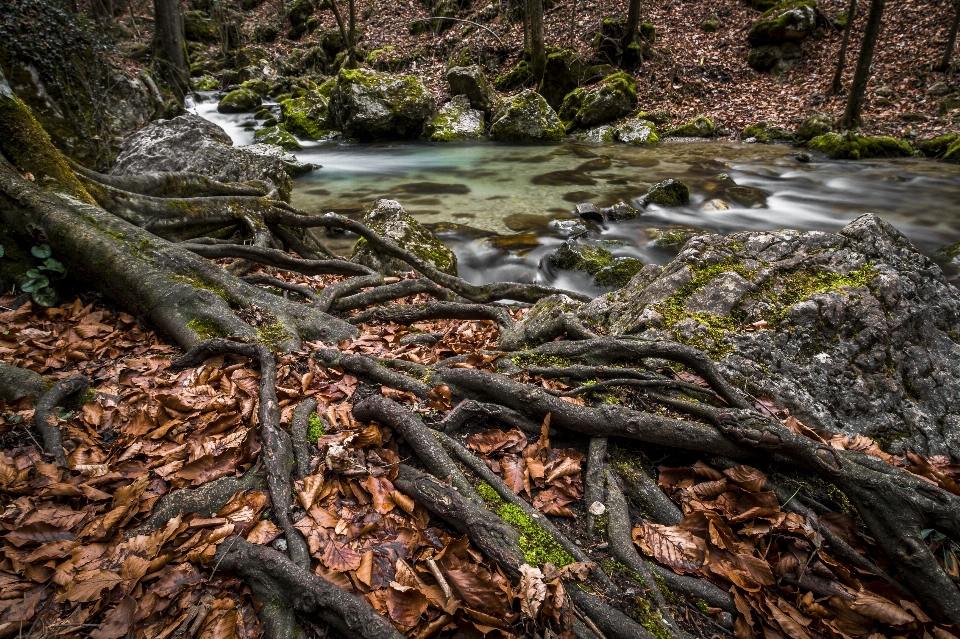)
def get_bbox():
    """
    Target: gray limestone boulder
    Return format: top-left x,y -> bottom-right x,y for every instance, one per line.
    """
489,90 -> 565,142
328,68 -> 435,141
558,72 -> 638,131
350,199 -> 458,276
423,95 -> 486,141
578,214 -> 960,458
446,65 -> 496,113
111,113 -> 294,201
